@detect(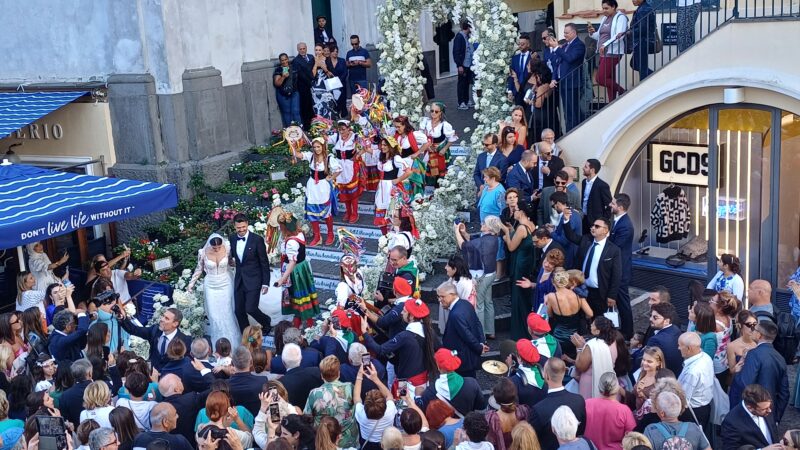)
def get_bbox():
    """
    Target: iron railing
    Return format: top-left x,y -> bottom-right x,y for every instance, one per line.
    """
524,0 -> 799,139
